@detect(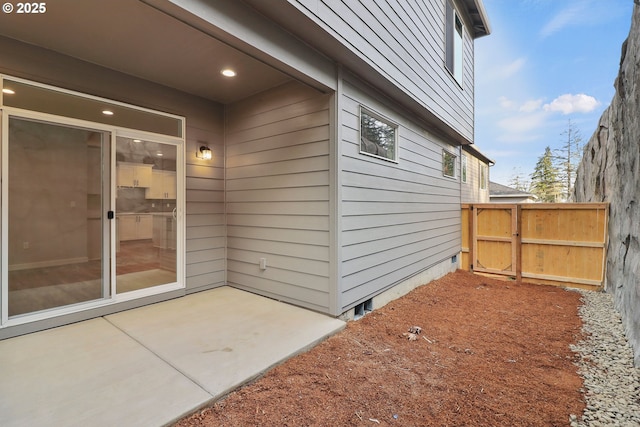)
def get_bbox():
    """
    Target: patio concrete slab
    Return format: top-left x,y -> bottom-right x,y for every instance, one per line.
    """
105,287 -> 346,397
0,318 -> 211,427
0,287 -> 345,427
